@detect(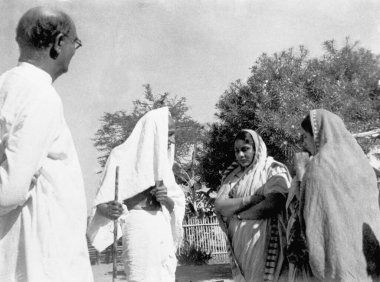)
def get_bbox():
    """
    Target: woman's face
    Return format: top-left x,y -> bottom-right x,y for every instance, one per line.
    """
301,128 -> 317,155
234,138 -> 255,168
